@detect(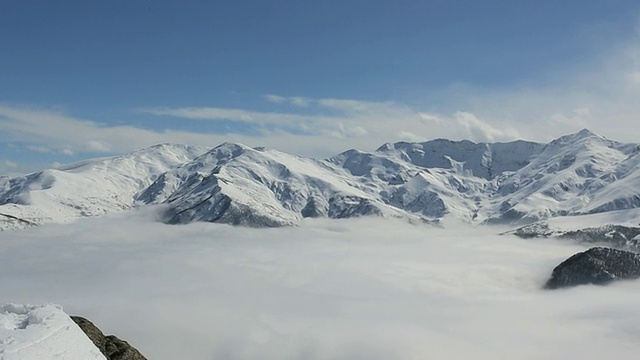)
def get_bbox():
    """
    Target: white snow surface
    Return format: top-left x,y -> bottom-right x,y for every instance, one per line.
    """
2,129 -> 640,228
0,304 -> 105,360
0,143 -> 208,229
